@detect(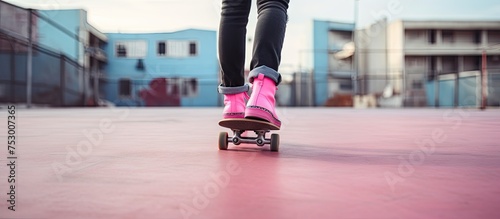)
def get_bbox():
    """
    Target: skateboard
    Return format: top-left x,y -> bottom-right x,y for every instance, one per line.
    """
218,118 -> 280,152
